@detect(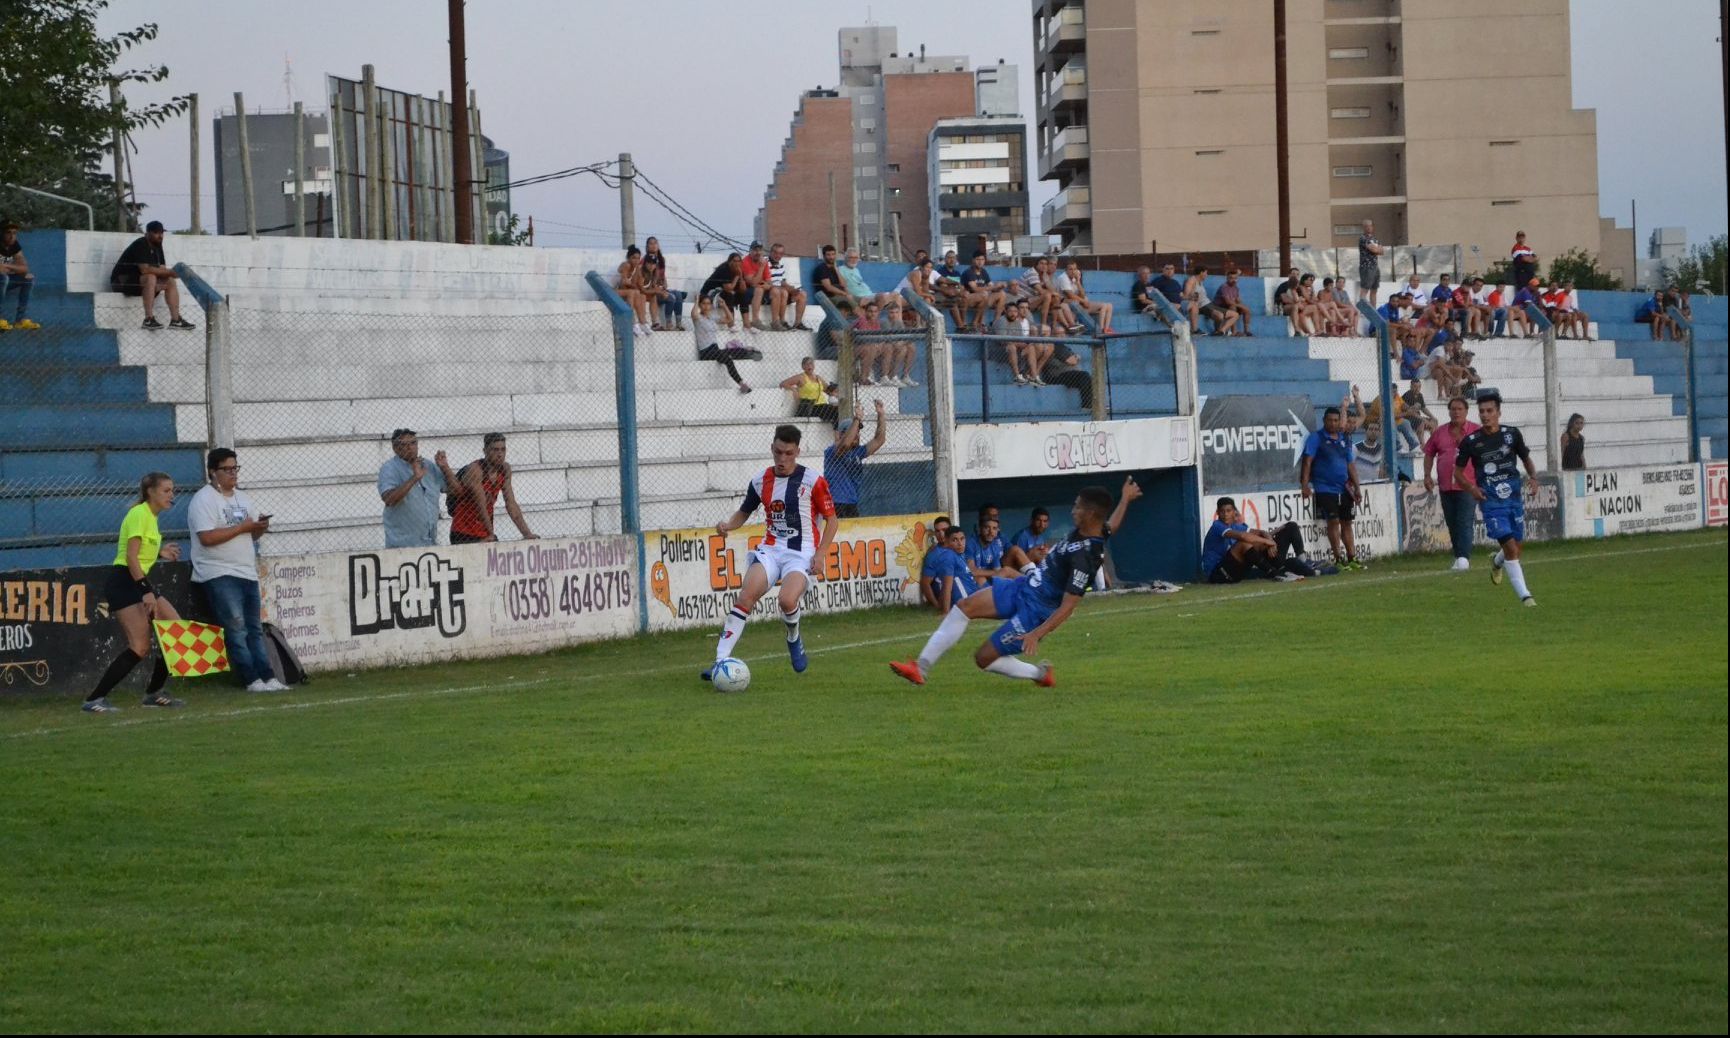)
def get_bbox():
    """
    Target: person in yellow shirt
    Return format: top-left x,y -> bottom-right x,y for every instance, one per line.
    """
83,472 -> 185,713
